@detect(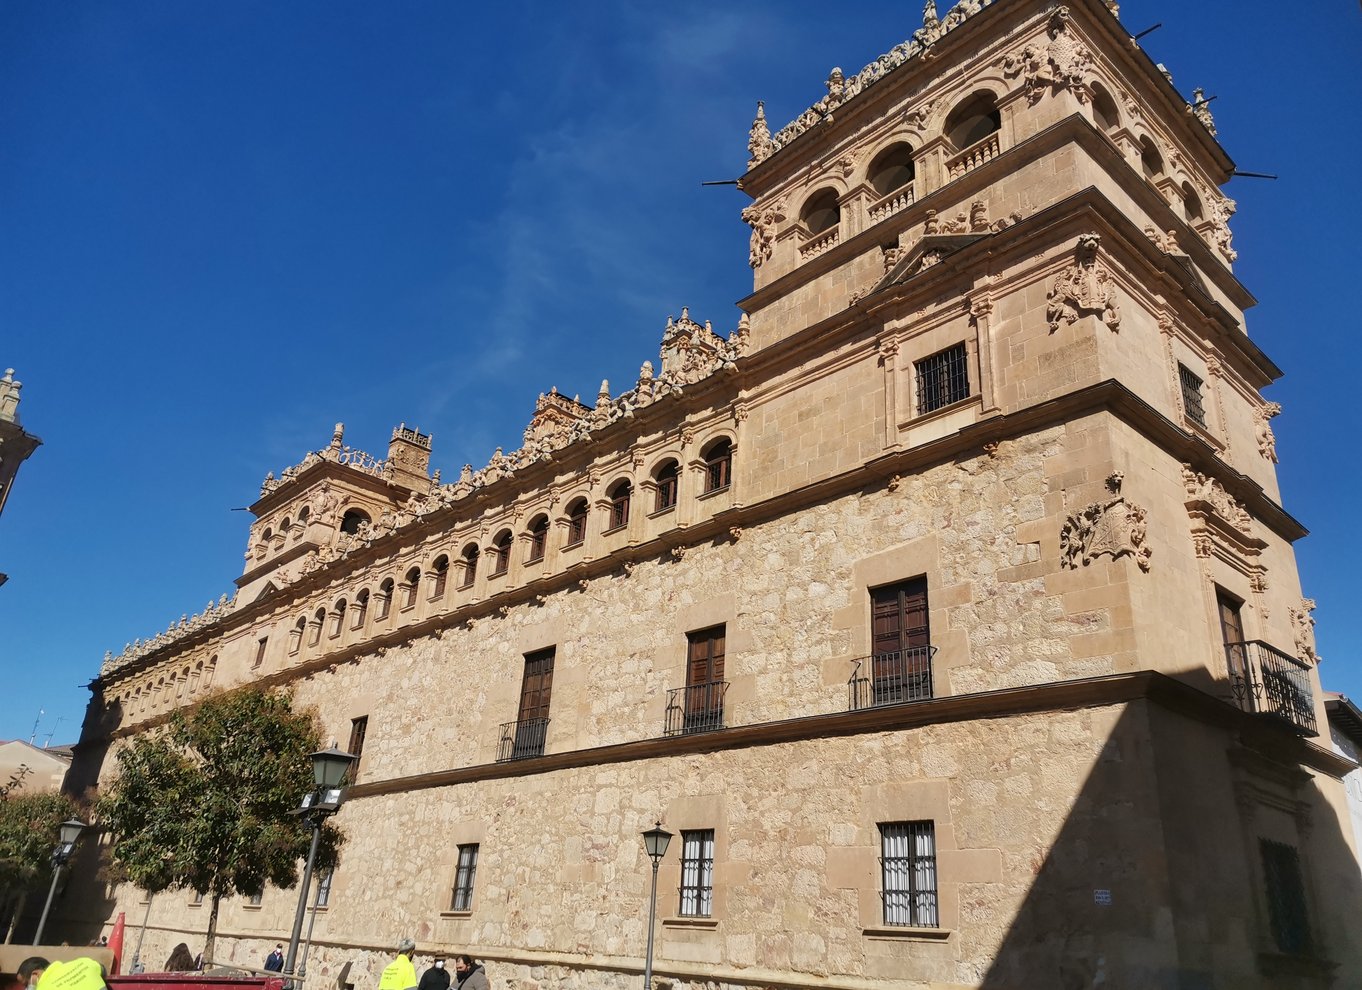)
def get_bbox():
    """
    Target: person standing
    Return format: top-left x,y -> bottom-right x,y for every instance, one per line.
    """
453,956 -> 487,990
378,939 -> 418,990
417,958 -> 450,990
264,945 -> 285,972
